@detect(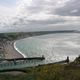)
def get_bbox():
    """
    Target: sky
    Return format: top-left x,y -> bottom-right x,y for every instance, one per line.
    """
0,0 -> 16,17
0,0 -> 80,32
0,0 -> 15,6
